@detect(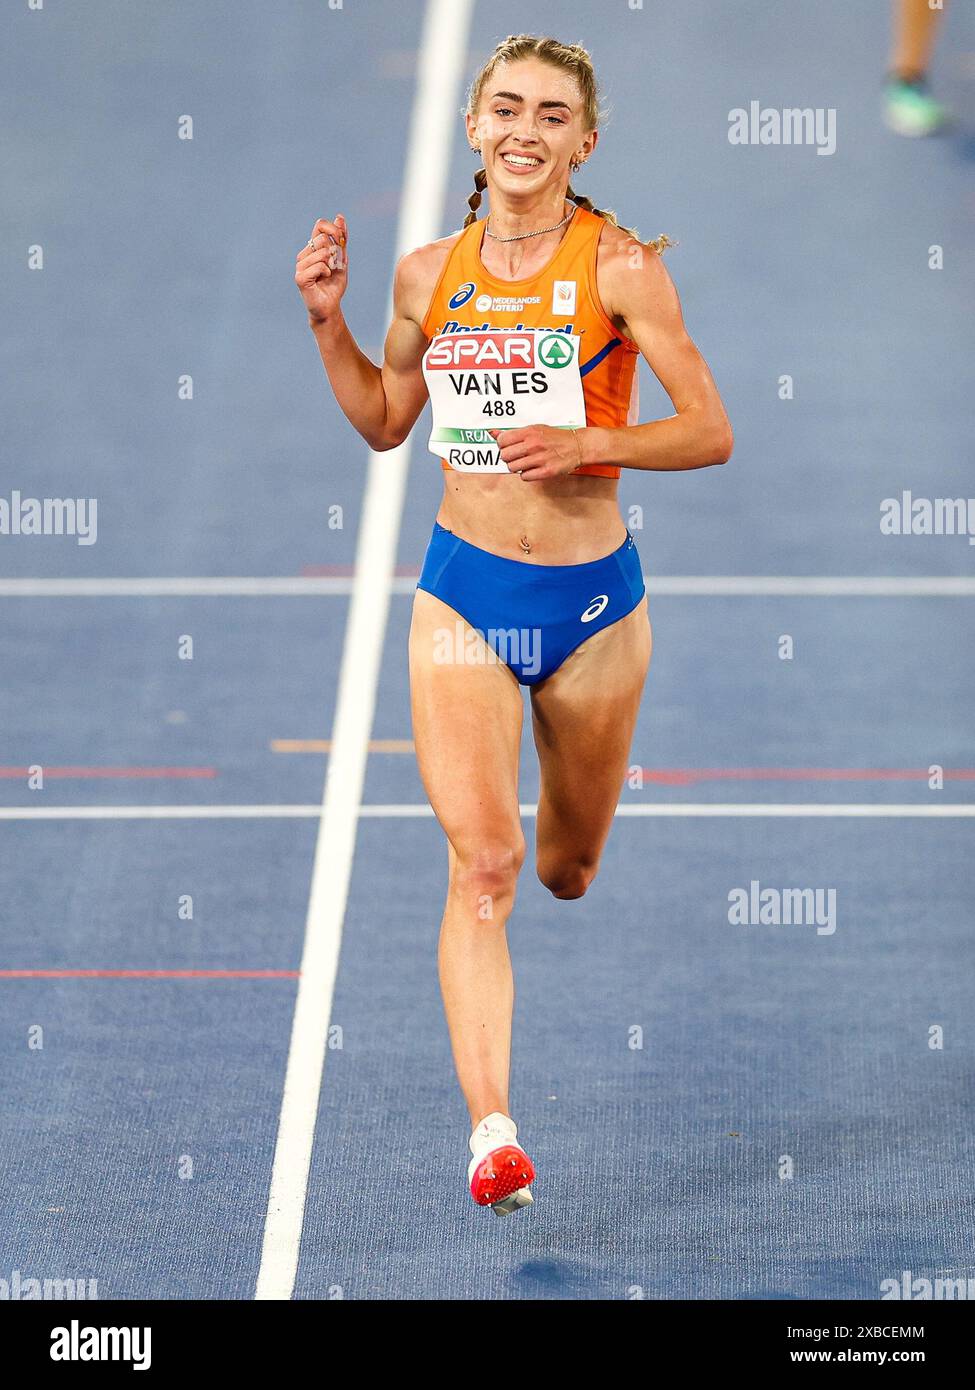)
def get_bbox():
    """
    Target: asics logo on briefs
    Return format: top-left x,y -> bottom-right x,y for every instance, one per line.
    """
580,594 -> 610,622
448,282 -> 477,309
